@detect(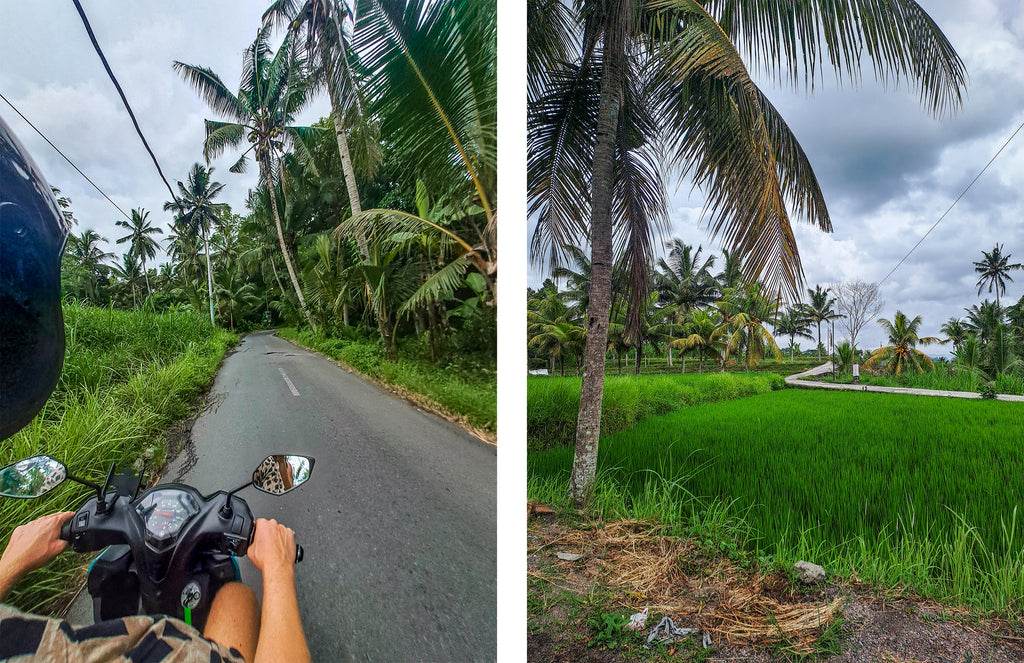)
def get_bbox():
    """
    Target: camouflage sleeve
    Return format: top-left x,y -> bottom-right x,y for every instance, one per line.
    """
0,603 -> 246,662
